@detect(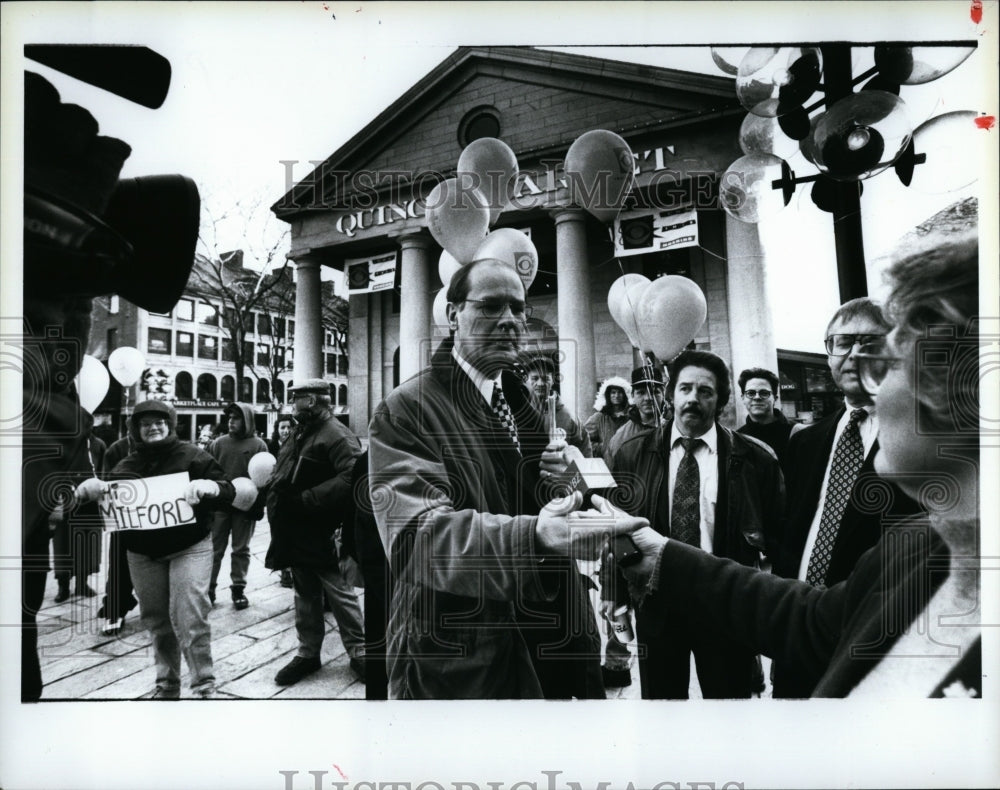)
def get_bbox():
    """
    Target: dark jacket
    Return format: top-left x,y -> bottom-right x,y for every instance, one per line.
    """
368,338 -> 604,700
772,406 -> 924,696
641,519 -> 979,697
737,409 -> 795,462
264,407 -> 362,570
110,435 -> 235,559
